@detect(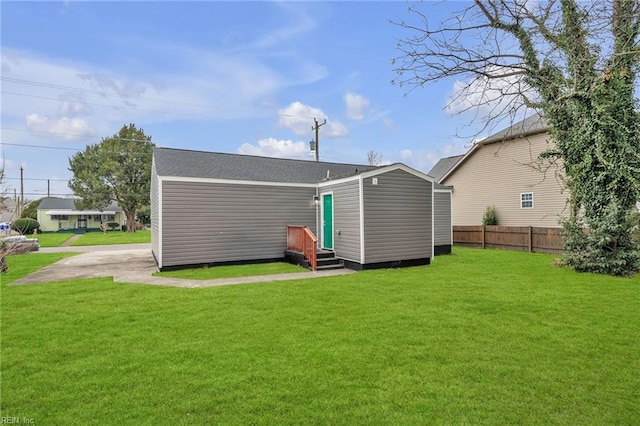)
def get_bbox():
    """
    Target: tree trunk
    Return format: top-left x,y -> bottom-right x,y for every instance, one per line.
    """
0,255 -> 7,273
125,211 -> 137,233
